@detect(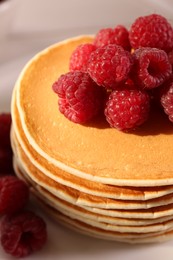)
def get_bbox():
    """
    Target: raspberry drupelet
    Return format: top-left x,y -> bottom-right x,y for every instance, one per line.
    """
132,47 -> 172,89
94,25 -> 131,51
52,71 -> 105,124
104,87 -> 150,131
87,44 -> 132,89
0,210 -> 47,258
129,14 -> 173,52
